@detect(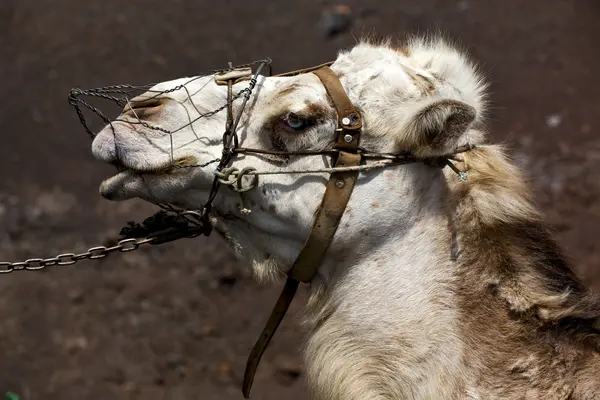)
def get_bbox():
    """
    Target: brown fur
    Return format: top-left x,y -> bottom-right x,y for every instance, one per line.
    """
446,143 -> 600,399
